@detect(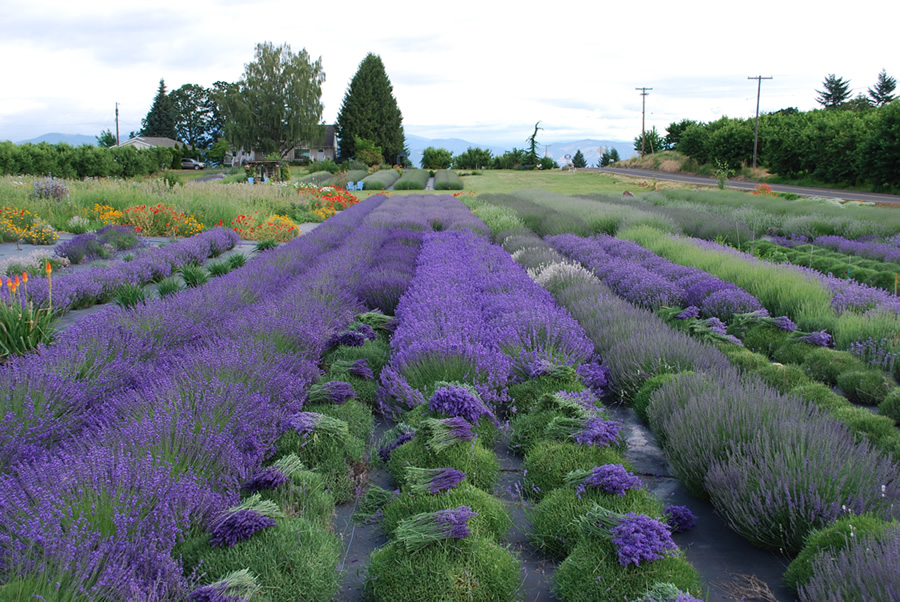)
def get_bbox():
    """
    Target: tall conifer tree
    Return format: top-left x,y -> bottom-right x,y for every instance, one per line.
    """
335,54 -> 405,164
141,79 -> 177,139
